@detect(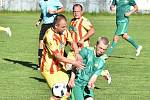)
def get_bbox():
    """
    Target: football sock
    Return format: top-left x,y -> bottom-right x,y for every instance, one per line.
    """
126,36 -> 139,49
107,41 -> 117,56
38,49 -> 43,68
